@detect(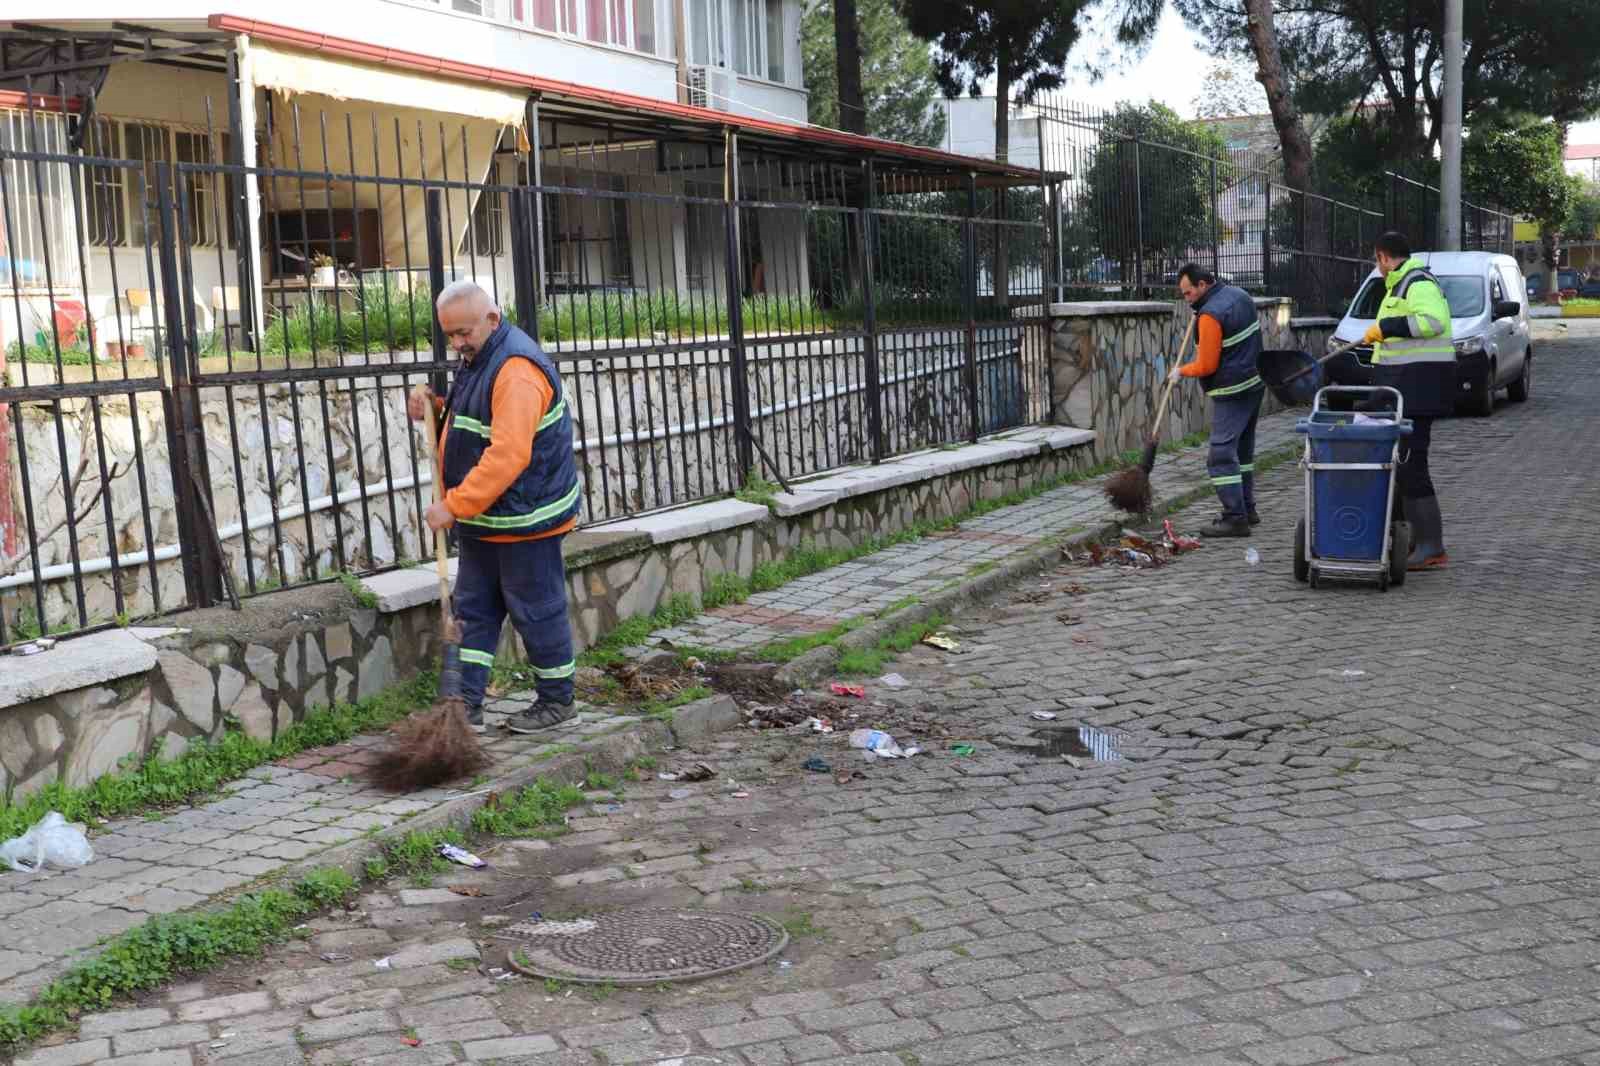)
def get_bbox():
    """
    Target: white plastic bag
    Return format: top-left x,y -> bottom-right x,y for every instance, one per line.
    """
0,811 -> 94,874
